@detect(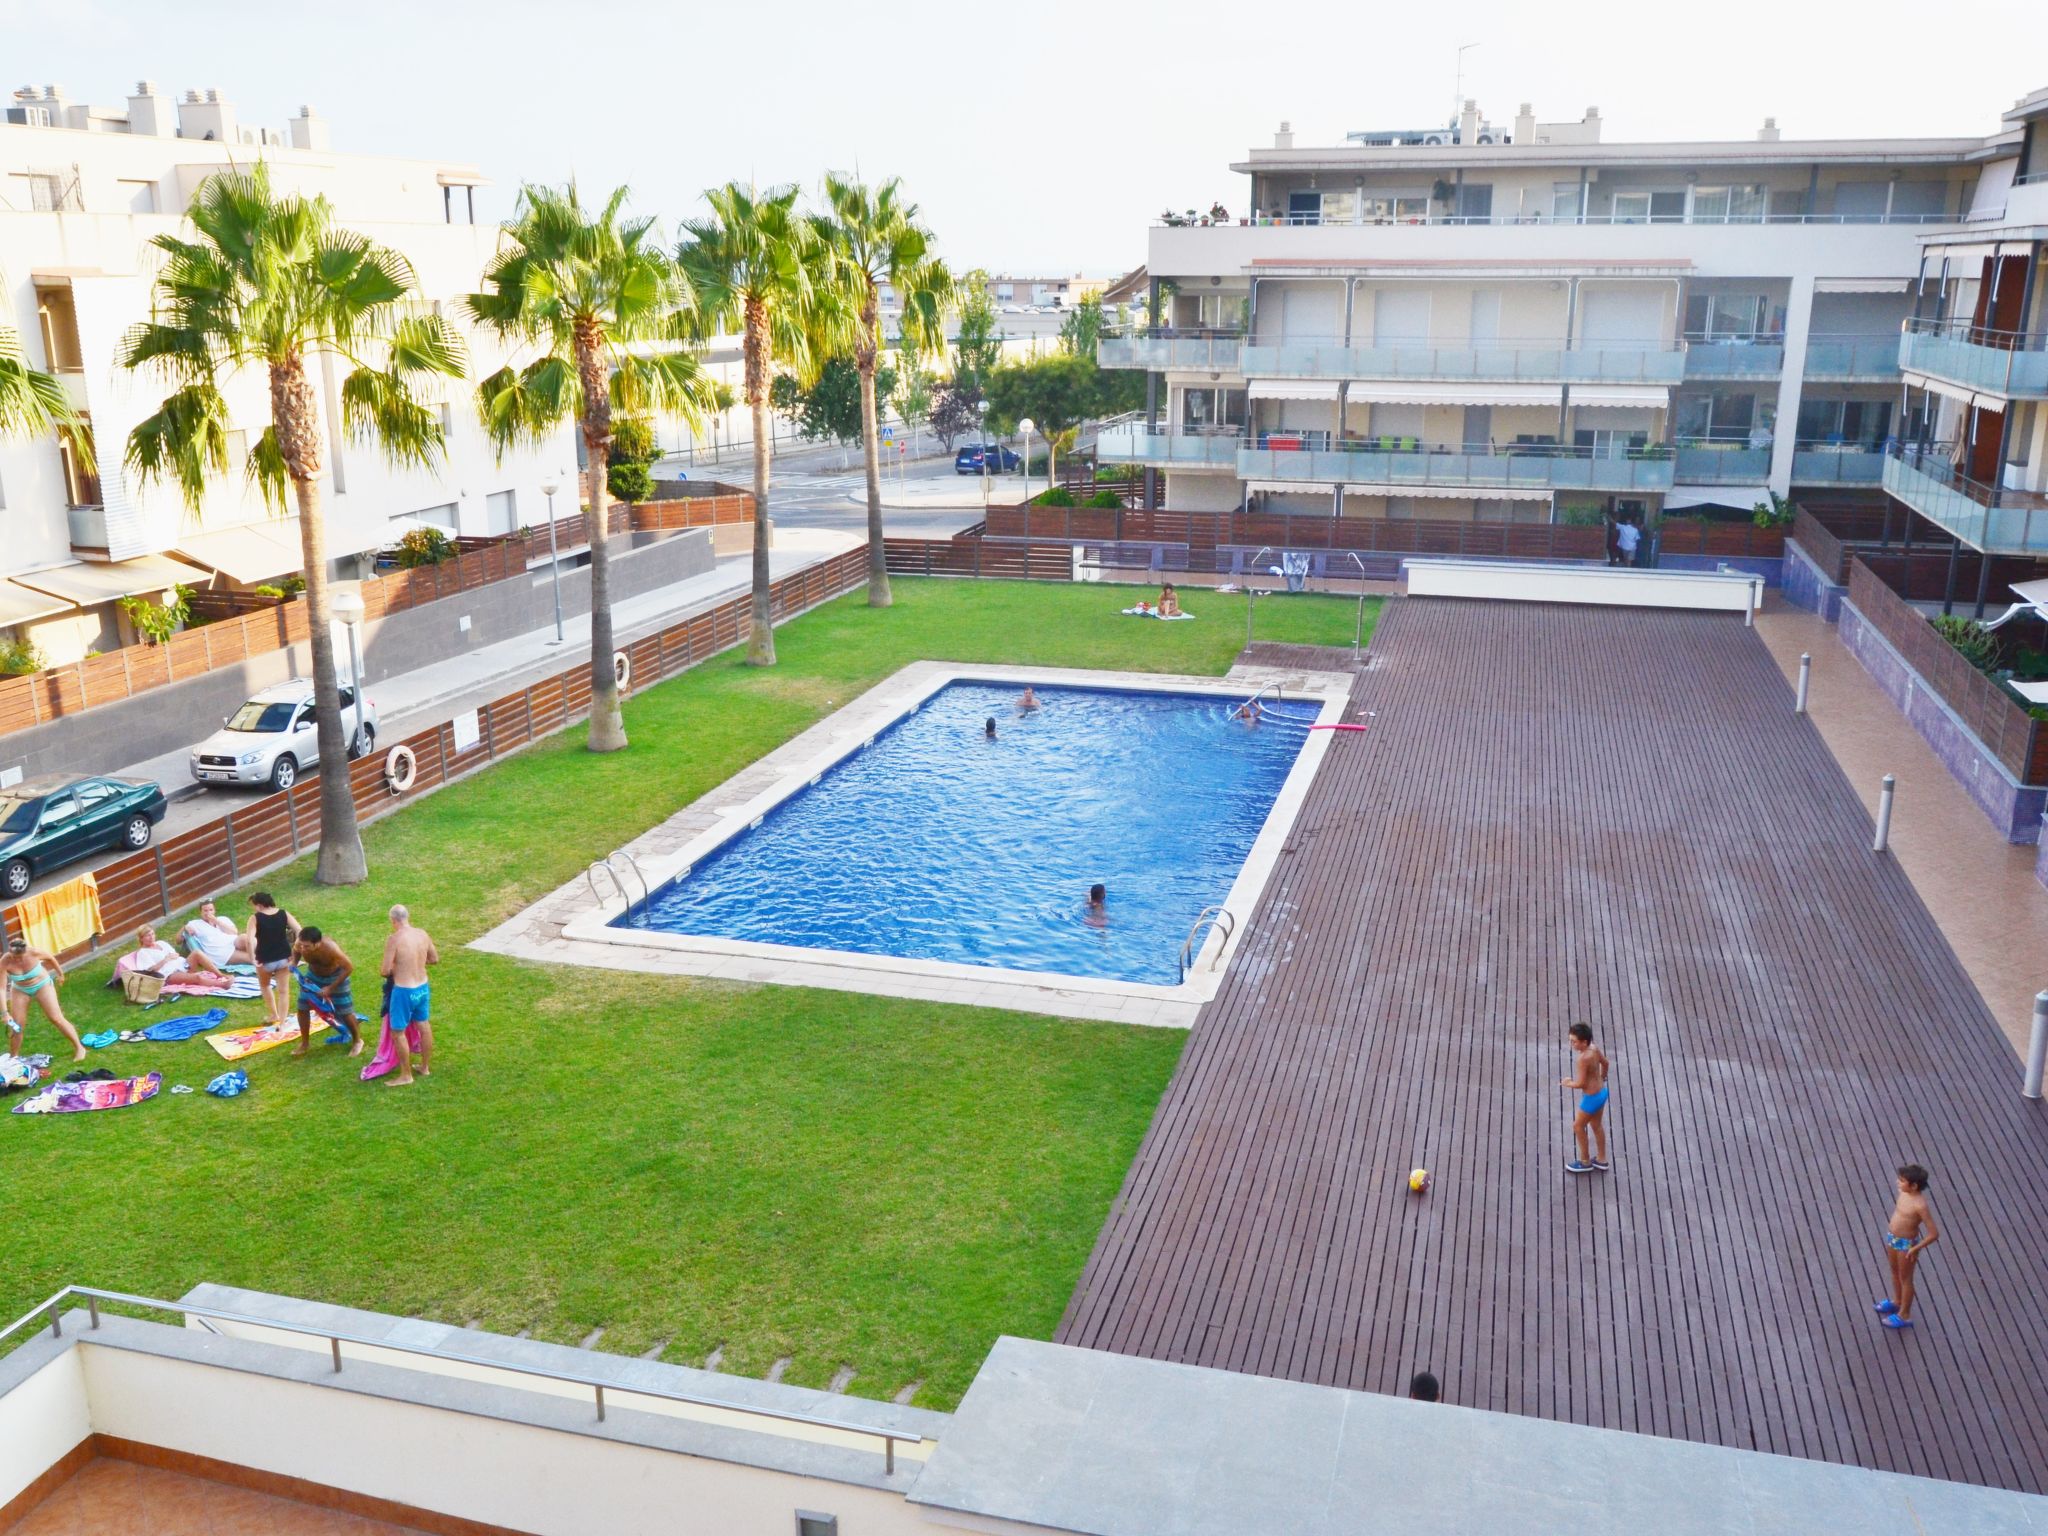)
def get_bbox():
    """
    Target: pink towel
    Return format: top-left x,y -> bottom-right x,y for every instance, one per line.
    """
359,1020 -> 424,1082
